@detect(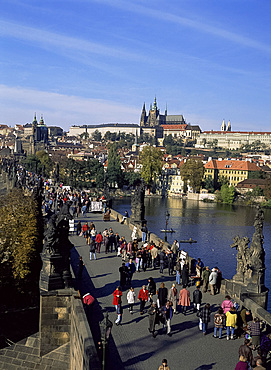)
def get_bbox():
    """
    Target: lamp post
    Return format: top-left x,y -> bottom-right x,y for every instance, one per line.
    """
100,311 -> 112,370
164,210 -> 170,242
